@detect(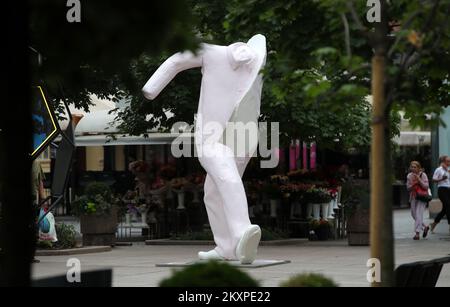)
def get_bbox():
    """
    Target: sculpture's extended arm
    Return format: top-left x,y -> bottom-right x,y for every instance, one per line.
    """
142,50 -> 203,100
